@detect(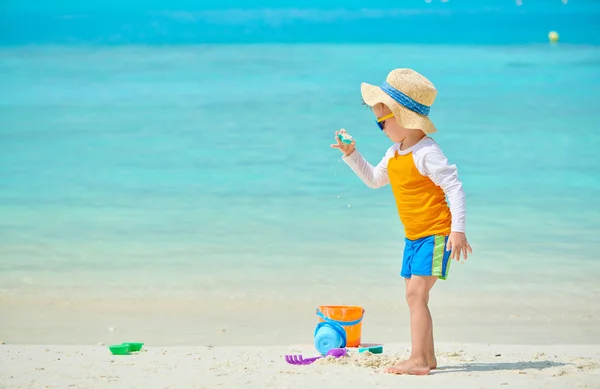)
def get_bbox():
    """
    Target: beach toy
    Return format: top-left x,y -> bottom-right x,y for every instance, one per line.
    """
285,348 -> 347,365
316,306 -> 364,348
108,344 -> 130,355
122,342 -> 144,352
337,132 -> 353,144
359,344 -> 383,354
314,321 -> 346,355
